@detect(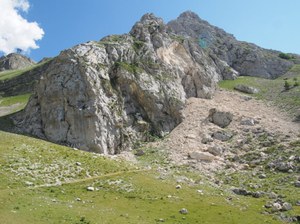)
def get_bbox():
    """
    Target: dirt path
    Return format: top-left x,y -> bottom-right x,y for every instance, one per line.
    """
33,168 -> 150,189
0,168 -> 150,193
